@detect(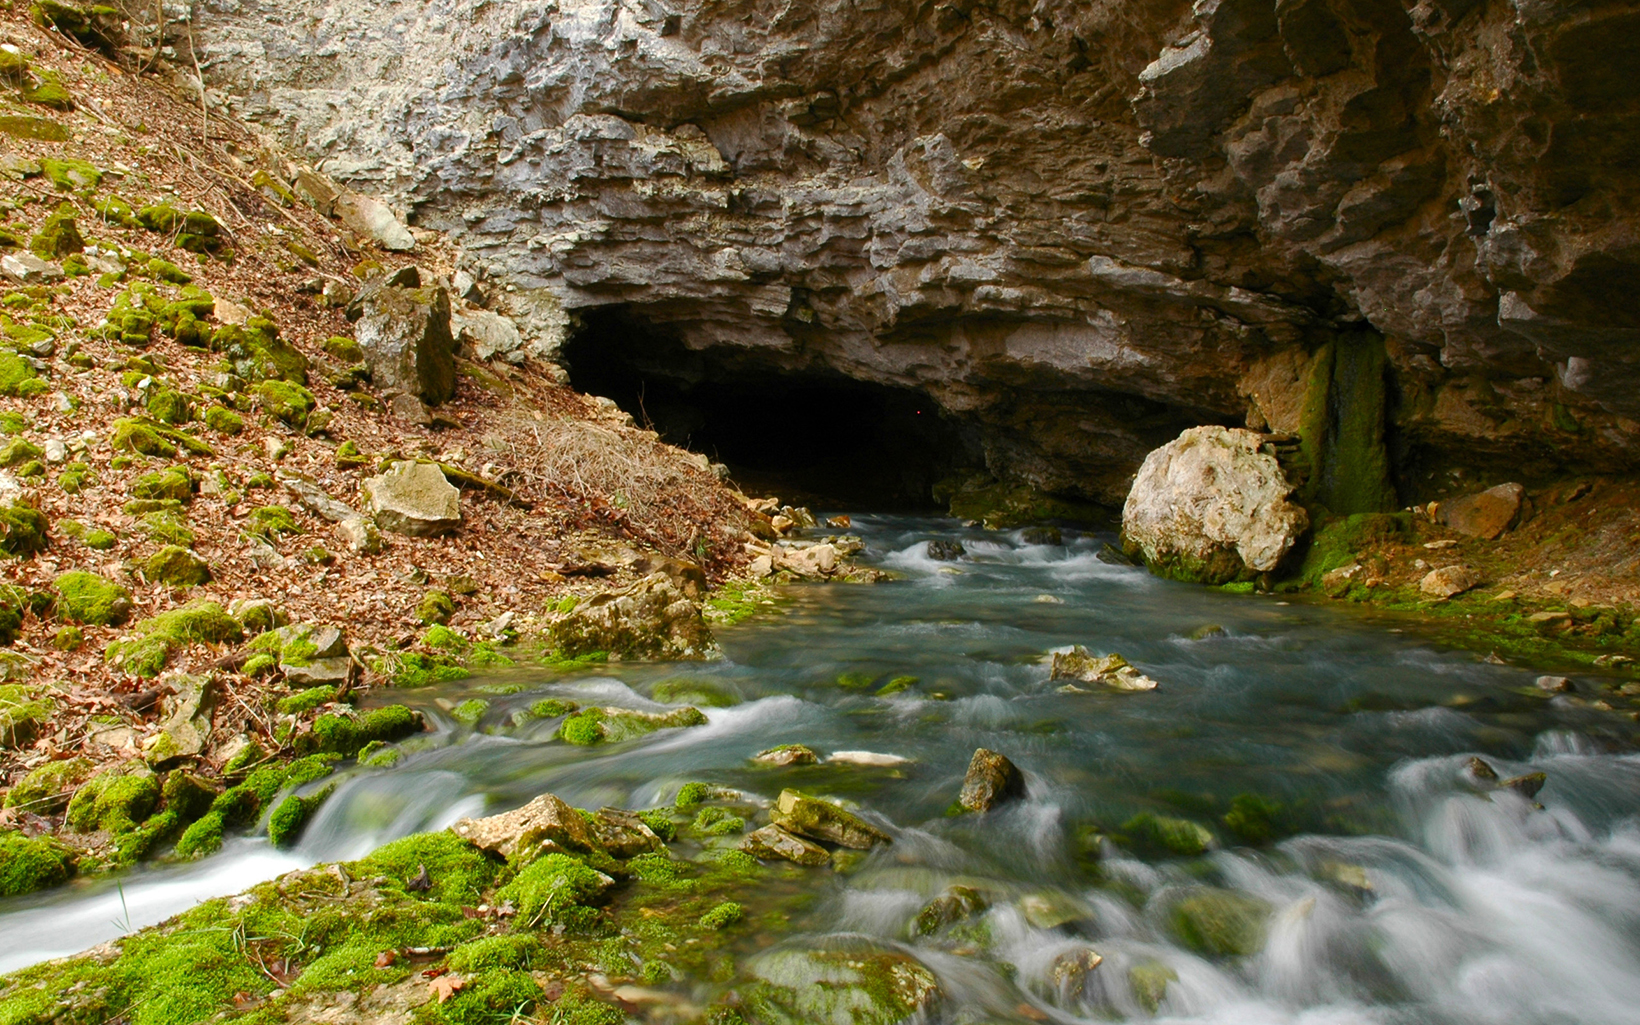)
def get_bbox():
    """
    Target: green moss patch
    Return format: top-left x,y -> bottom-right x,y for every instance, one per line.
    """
105,600 -> 242,677
52,571 -> 131,625
140,545 -> 211,587
0,829 -> 72,896
0,503 -> 48,557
